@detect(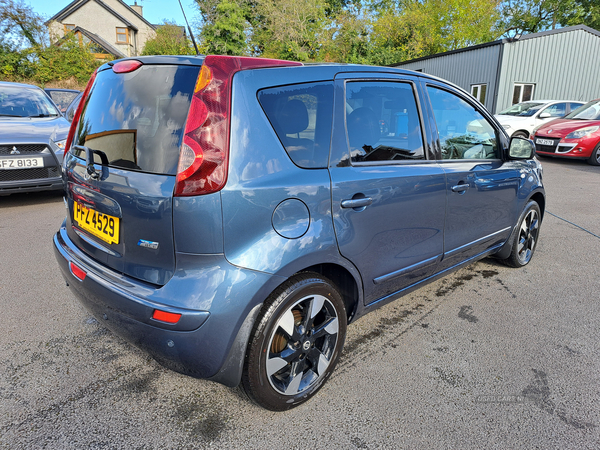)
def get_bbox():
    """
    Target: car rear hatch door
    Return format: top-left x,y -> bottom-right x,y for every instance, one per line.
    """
63,59 -> 201,286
